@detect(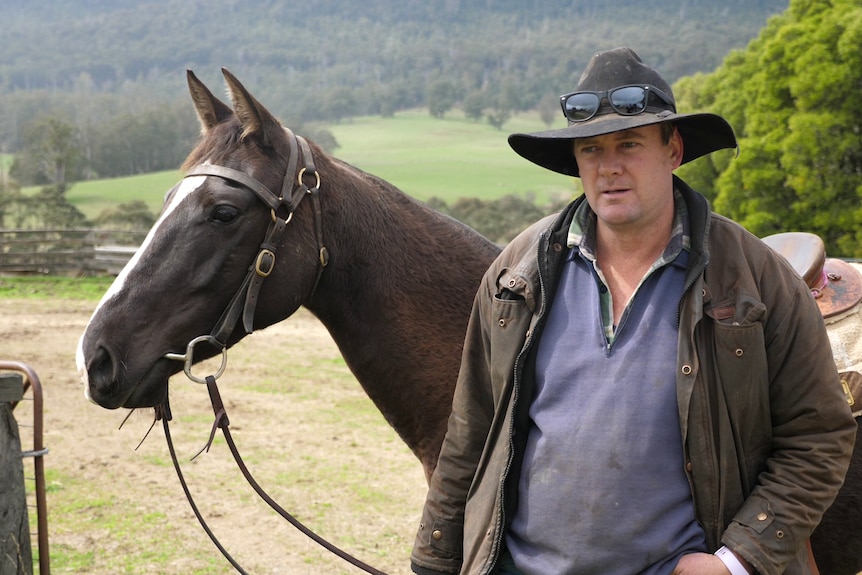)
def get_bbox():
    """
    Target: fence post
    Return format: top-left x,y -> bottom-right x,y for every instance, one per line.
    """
0,373 -> 32,575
